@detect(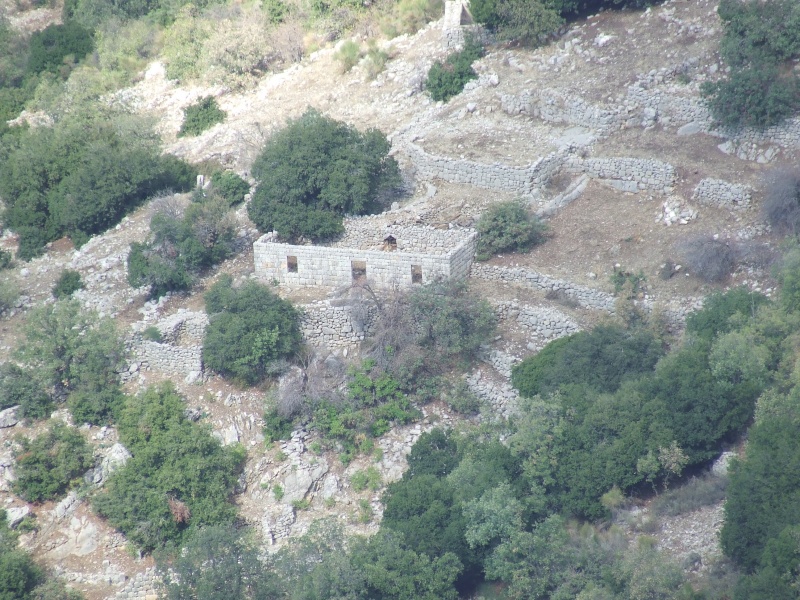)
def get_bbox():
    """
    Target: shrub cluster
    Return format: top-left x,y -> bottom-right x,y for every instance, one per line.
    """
475,200 -> 548,261
762,167 -> 800,235
93,383 -> 245,552
202,276 -> 301,385
425,37 -> 484,103
127,194 -> 237,299
511,290 -> 769,519
178,96 -> 226,137
0,113 -> 196,259
13,422 -> 93,503
248,109 -> 400,242
17,299 -> 125,425
701,0 -> 800,128
52,270 -> 84,299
